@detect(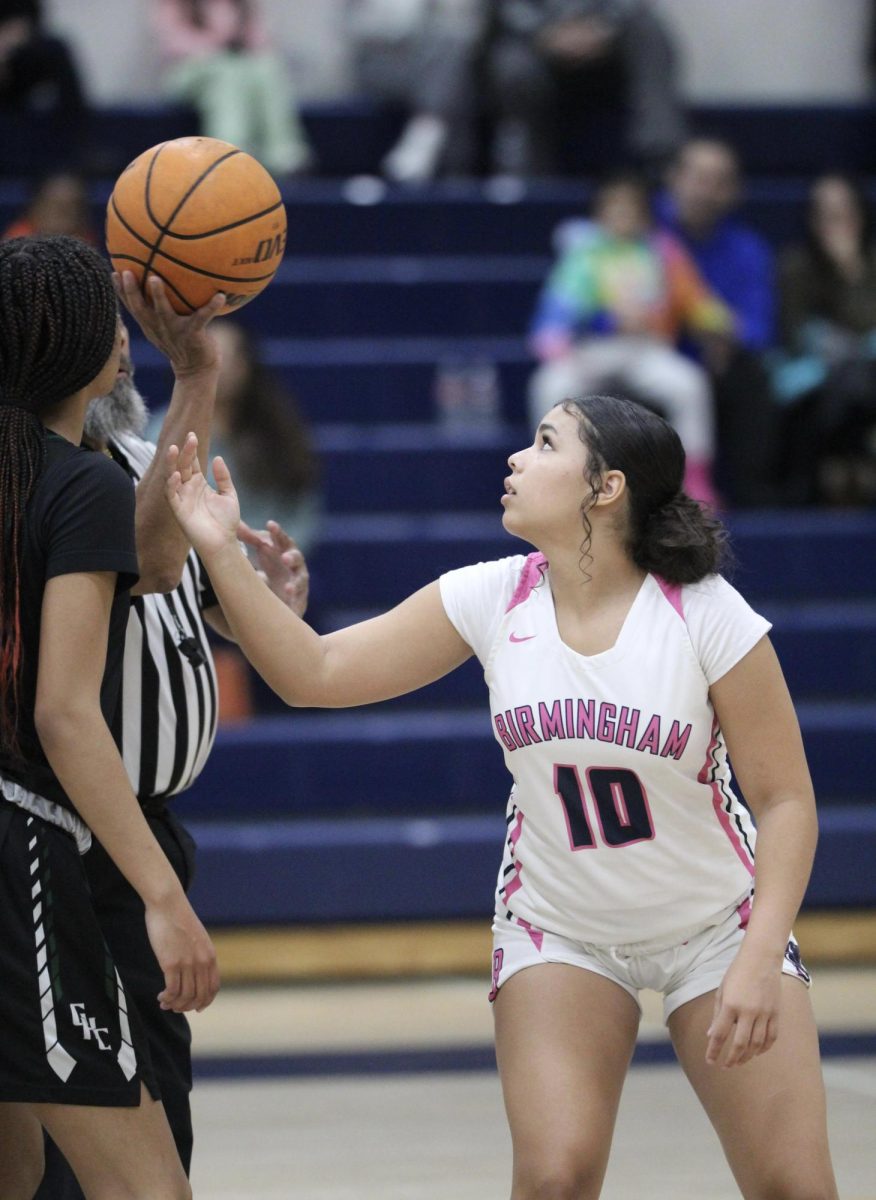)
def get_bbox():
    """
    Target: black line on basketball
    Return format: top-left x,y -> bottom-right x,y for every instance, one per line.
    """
150,247 -> 278,285
143,143 -> 169,242
160,199 -> 285,241
113,197 -> 278,284
108,254 -> 197,312
109,196 -> 154,252
143,143 -> 238,235
142,147 -> 241,283
108,251 -> 154,272
142,143 -> 171,284
108,157 -> 164,245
